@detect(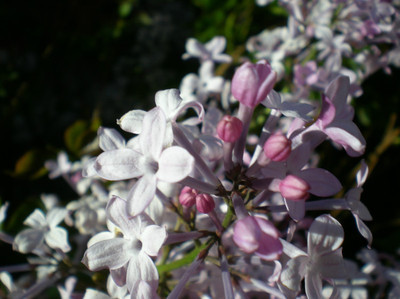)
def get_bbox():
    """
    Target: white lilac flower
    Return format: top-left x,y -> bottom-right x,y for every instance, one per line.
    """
94,107 -> 194,216
280,214 -> 347,298
180,61 -> 225,103
45,151 -> 72,179
182,36 -> 232,64
82,196 -> 166,297
13,207 -> 70,253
